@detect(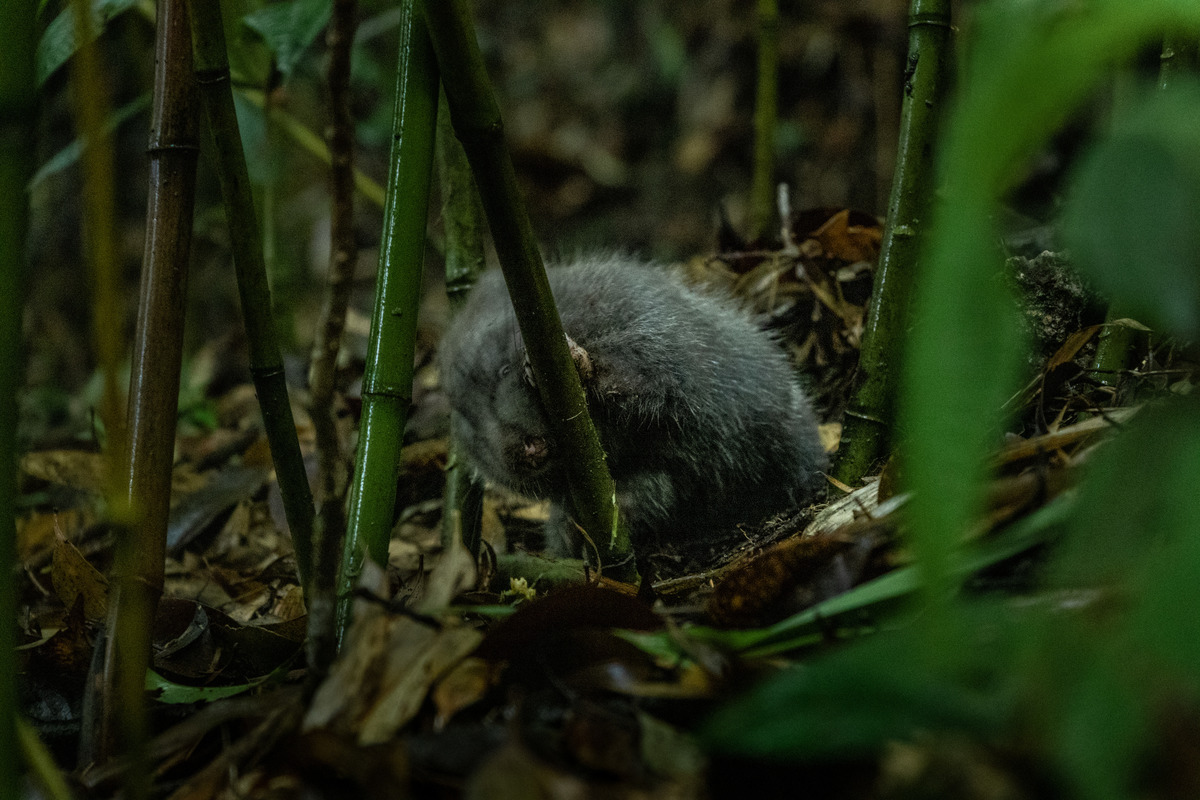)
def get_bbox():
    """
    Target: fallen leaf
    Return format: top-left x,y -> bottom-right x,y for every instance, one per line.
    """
51,529 -> 108,621
21,450 -> 107,494
433,657 -> 494,731
359,623 -> 483,745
